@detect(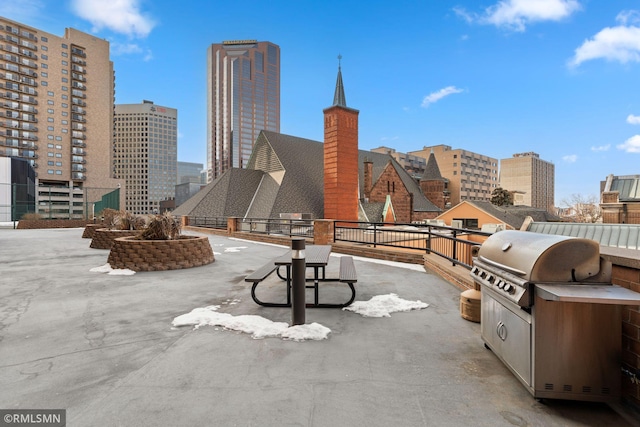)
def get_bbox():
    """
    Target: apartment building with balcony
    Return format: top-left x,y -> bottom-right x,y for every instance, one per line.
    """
408,145 -> 499,206
113,100 -> 177,215
0,17 -> 123,219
